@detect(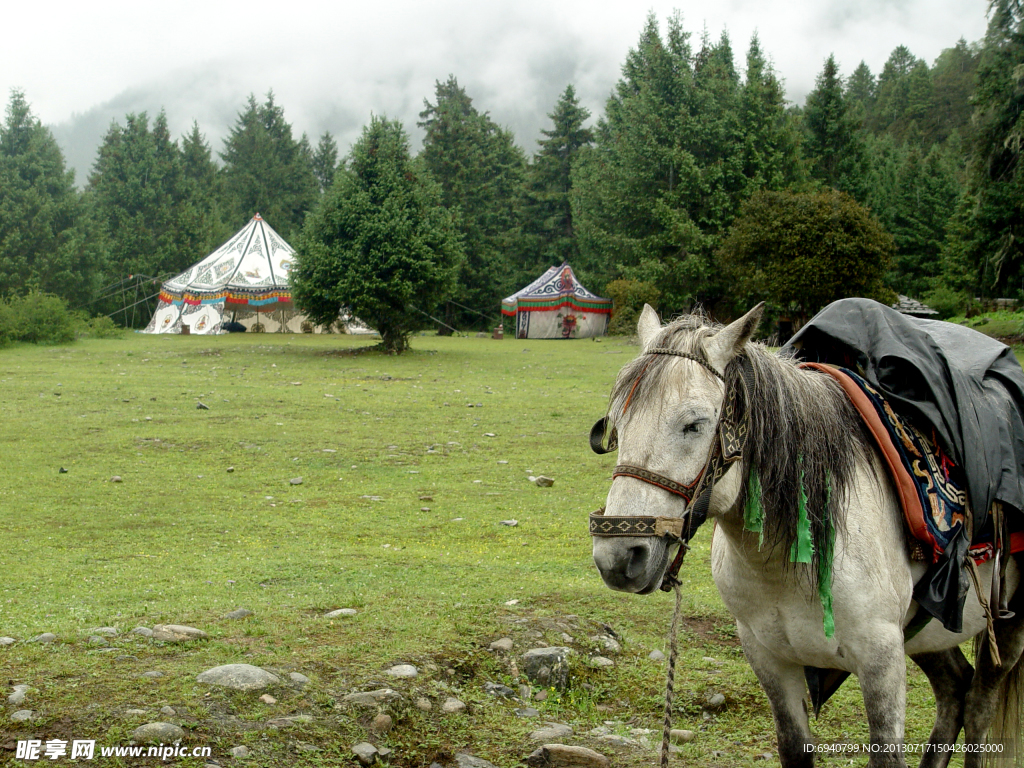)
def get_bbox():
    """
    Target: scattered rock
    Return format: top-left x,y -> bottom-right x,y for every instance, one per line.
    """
259,694 -> 276,704
592,635 -> 621,654
89,627 -> 119,636
324,608 -> 357,618
415,697 -> 432,712
648,649 -> 666,662
522,647 -> 571,690
670,729 -> 695,744
196,664 -> 281,691
125,709 -> 148,717
222,608 -> 253,620
441,697 -> 467,713
456,755 -> 499,768
11,710 -> 34,722
489,637 -> 514,652
372,713 -> 393,733
267,715 -> 313,727
230,746 -> 250,758
152,624 -> 207,642
88,636 -> 108,646
533,476 -> 554,487
289,672 -> 310,686
526,744 -> 611,768
0,636 -> 15,646
755,752 -> 775,761
500,519 -> 518,527
160,705 -> 176,716
589,656 -> 614,668
484,682 -> 516,698
352,742 -> 379,766
290,477 -> 303,485
386,663 -> 418,678
111,476 -> 123,483
530,723 -> 573,741
132,722 -> 185,744
141,671 -> 164,679
131,626 -> 154,638
705,692 -> 727,712
196,402 -> 210,410
31,632 -> 56,643
534,690 -> 548,702
343,689 -> 402,707
515,707 -> 540,718
226,466 -> 235,473
8,685 -> 29,705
